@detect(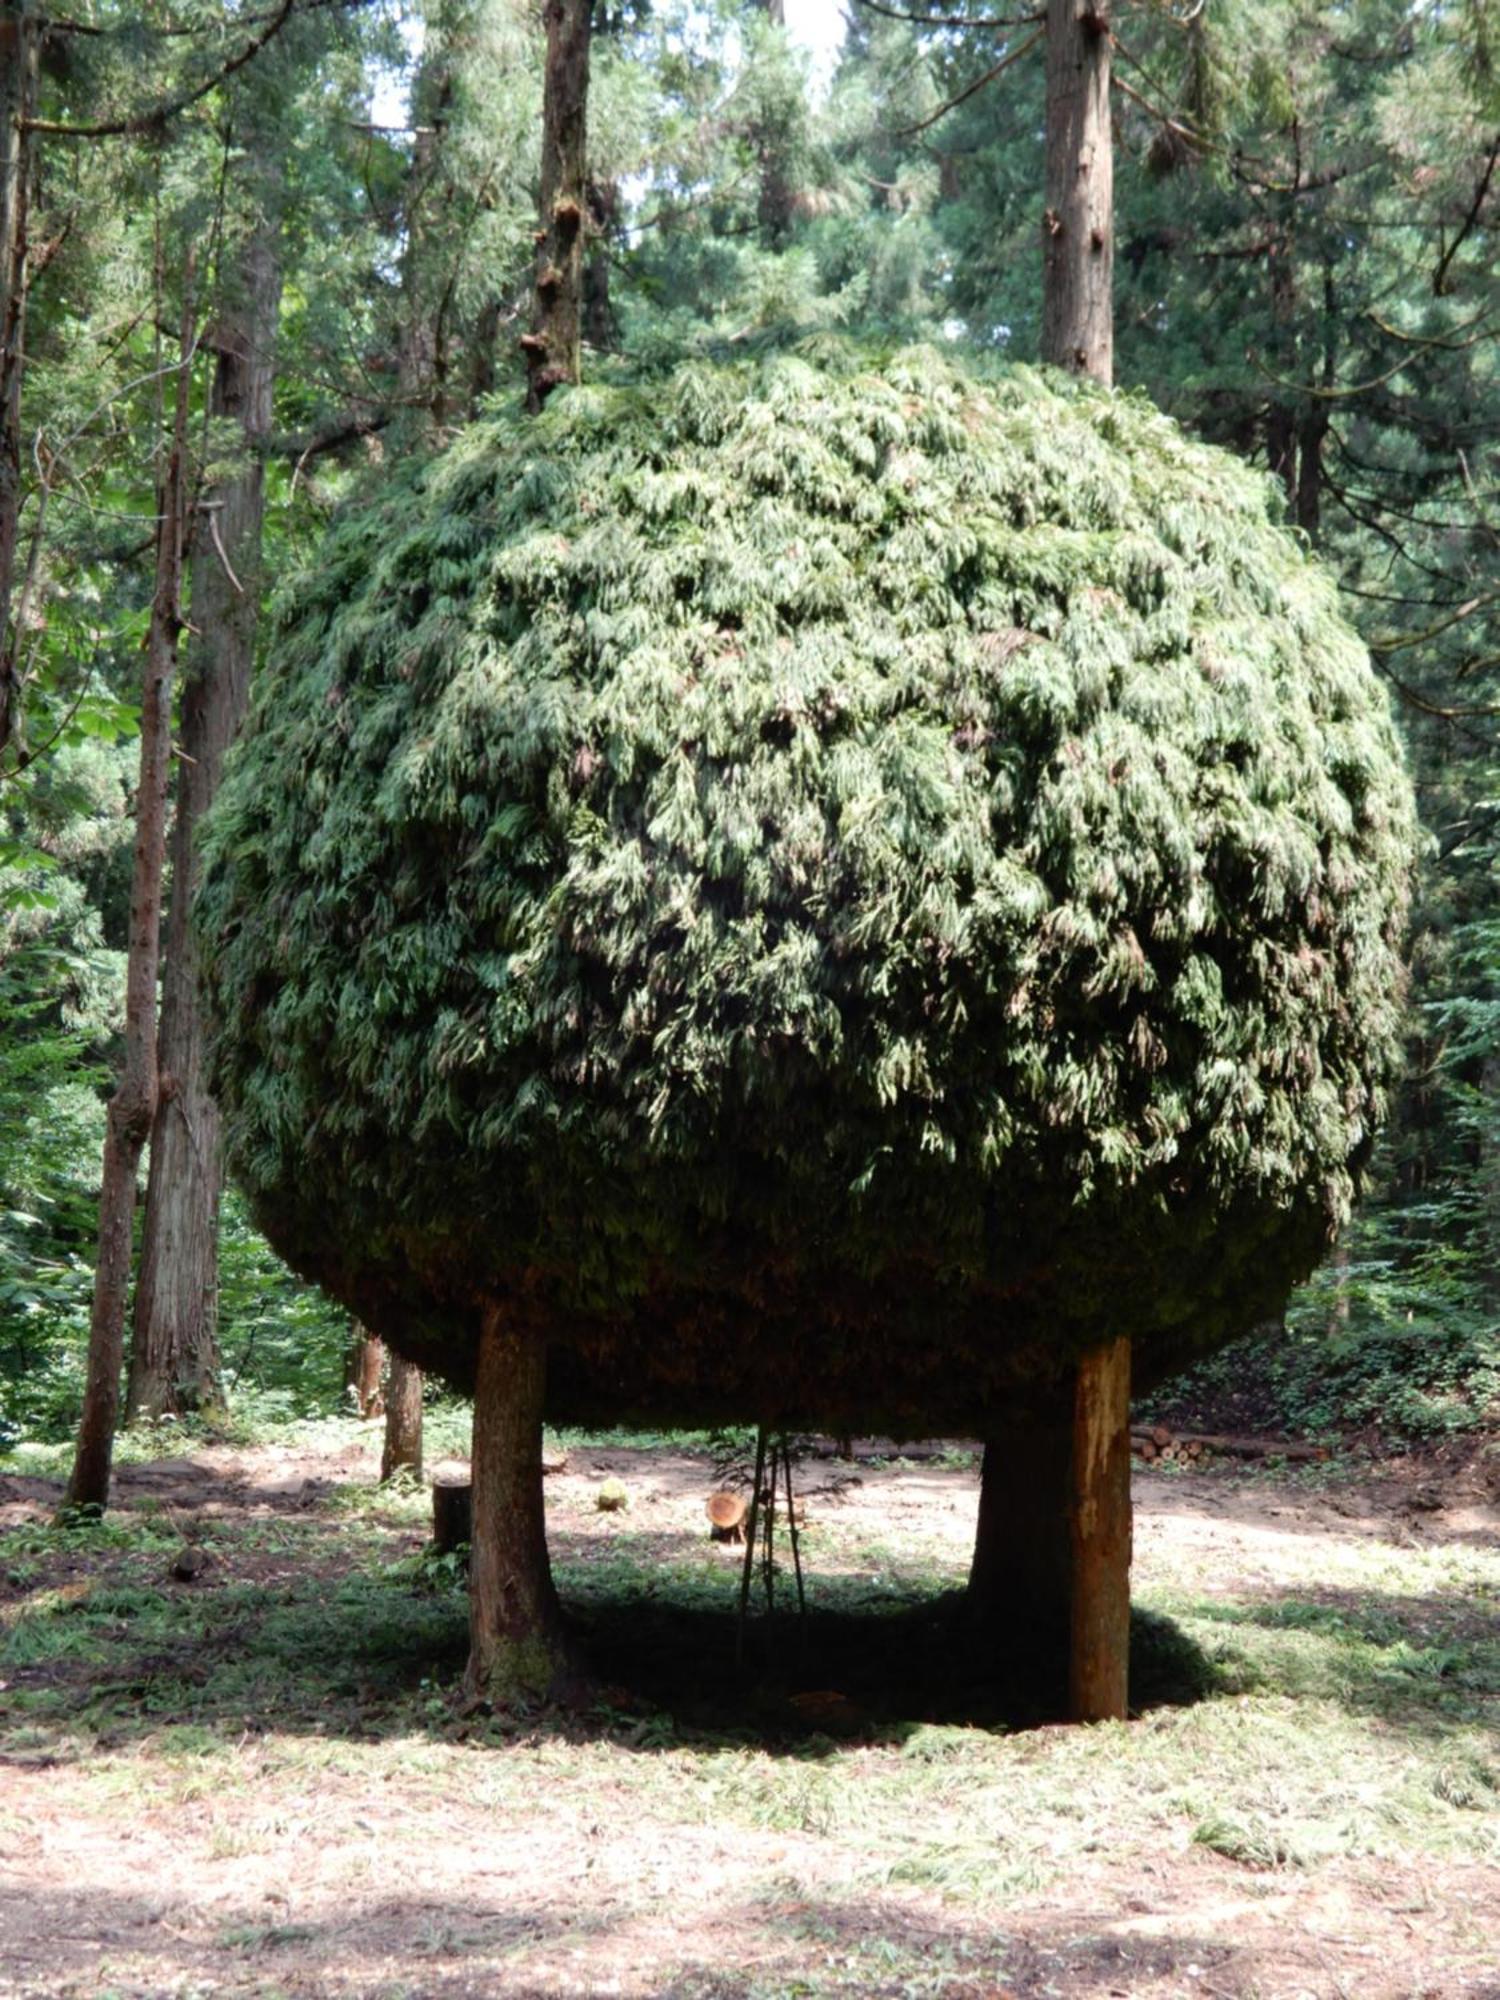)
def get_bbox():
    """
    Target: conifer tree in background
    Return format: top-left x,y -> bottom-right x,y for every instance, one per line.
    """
0,0 -> 40,759
65,275 -> 196,1513
128,90 -> 285,1423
